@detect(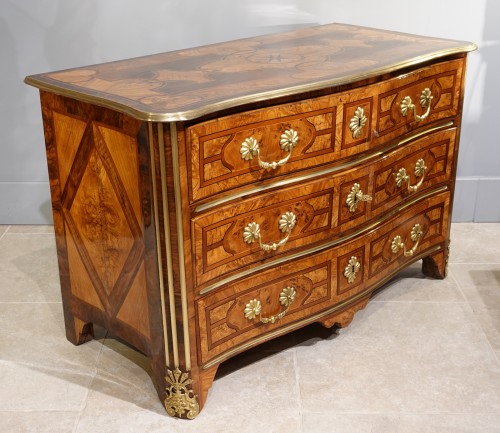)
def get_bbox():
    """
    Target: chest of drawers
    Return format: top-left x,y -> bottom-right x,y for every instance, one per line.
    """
25,23 -> 476,419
